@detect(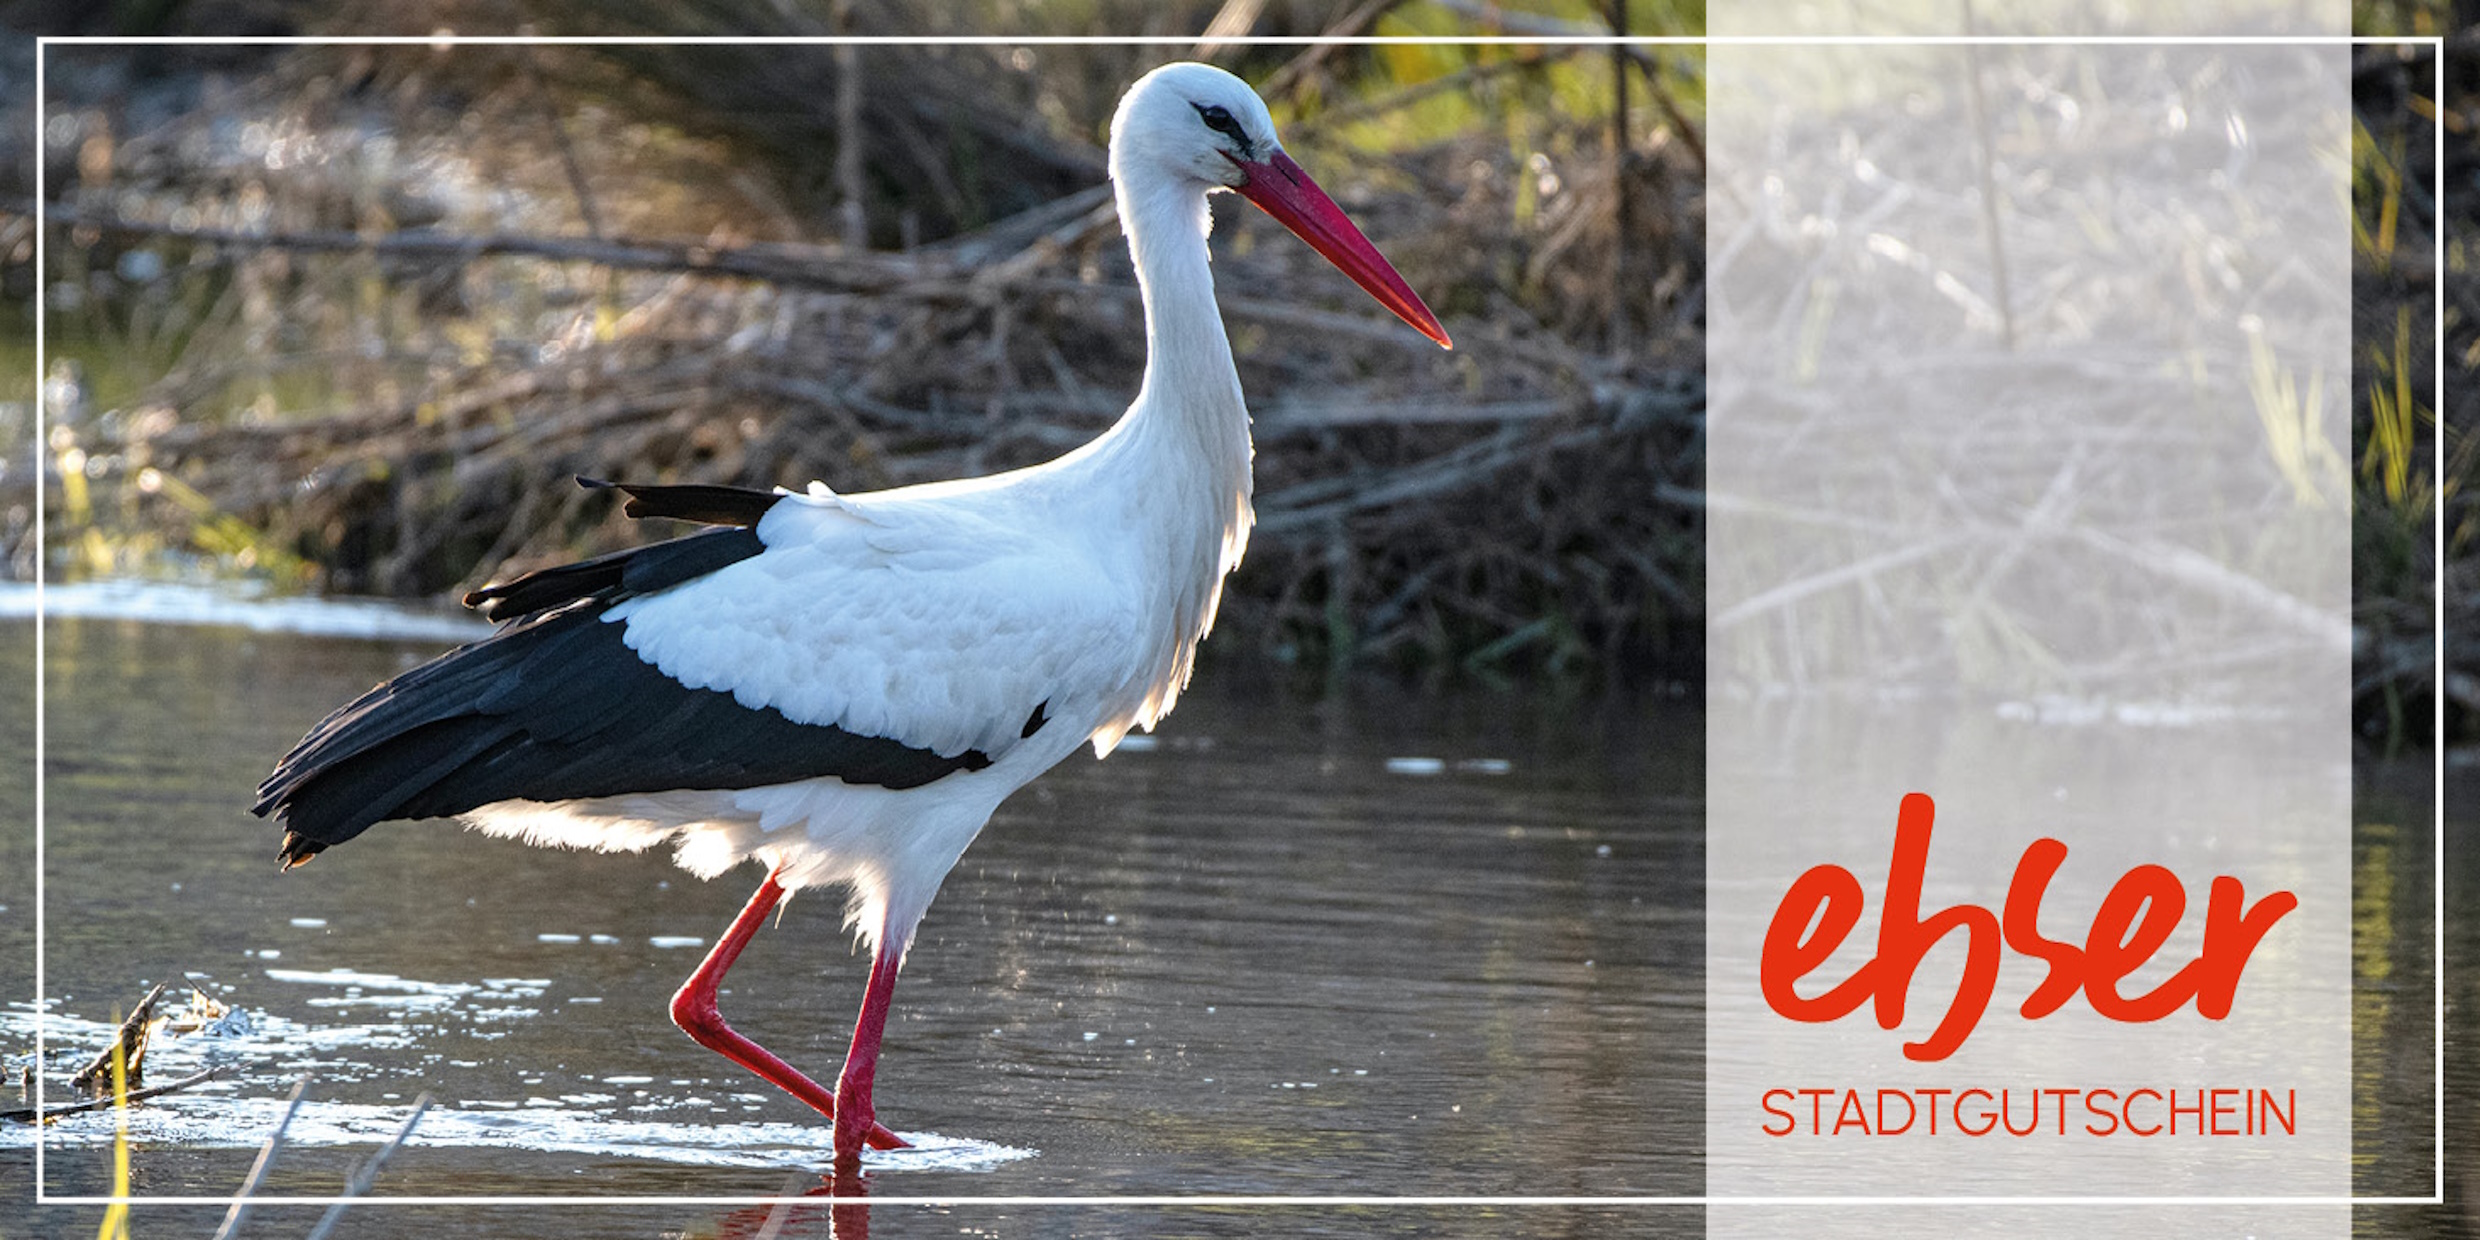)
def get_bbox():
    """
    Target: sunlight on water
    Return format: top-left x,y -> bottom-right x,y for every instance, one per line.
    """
4,999 -> 1030,1172
0,580 -> 491,642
